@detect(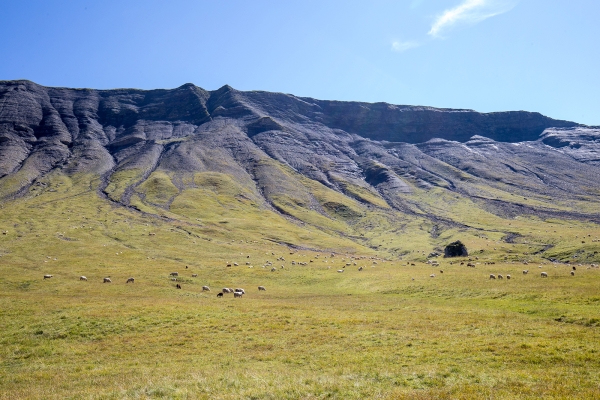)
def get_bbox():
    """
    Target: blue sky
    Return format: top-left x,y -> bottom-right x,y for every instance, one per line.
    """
1,0 -> 598,125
